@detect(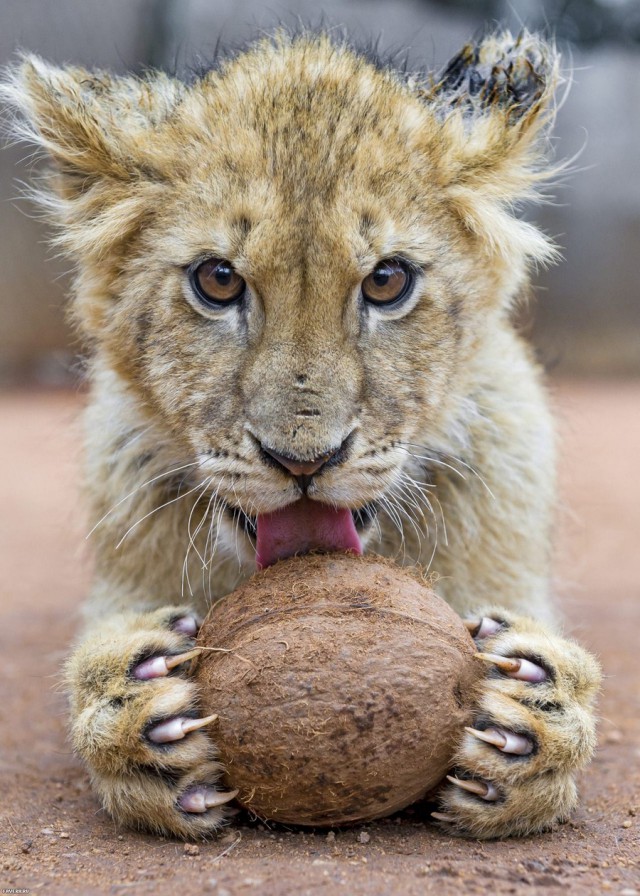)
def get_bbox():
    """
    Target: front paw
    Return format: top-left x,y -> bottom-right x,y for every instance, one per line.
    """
434,609 -> 601,839
66,606 -> 237,838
